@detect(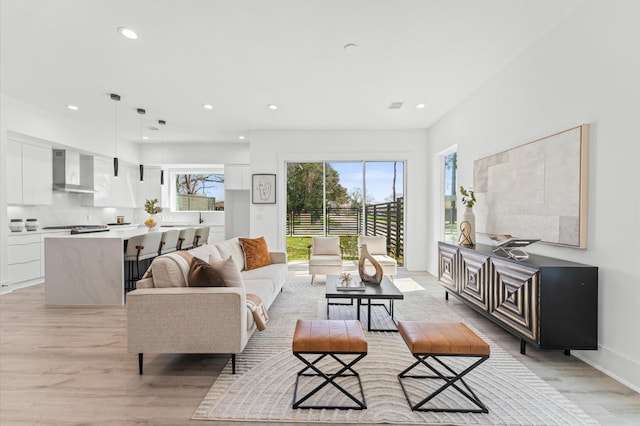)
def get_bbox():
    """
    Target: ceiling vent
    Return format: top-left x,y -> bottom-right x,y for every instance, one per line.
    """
388,102 -> 404,110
